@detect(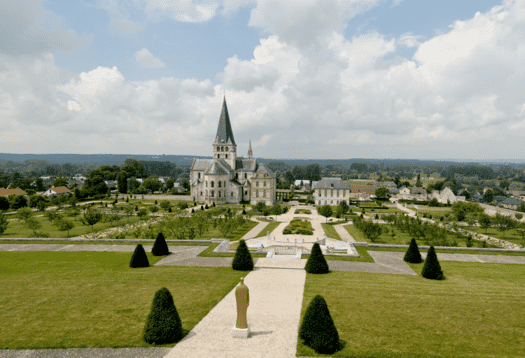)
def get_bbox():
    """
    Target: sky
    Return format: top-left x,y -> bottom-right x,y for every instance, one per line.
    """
1,0 -> 524,161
